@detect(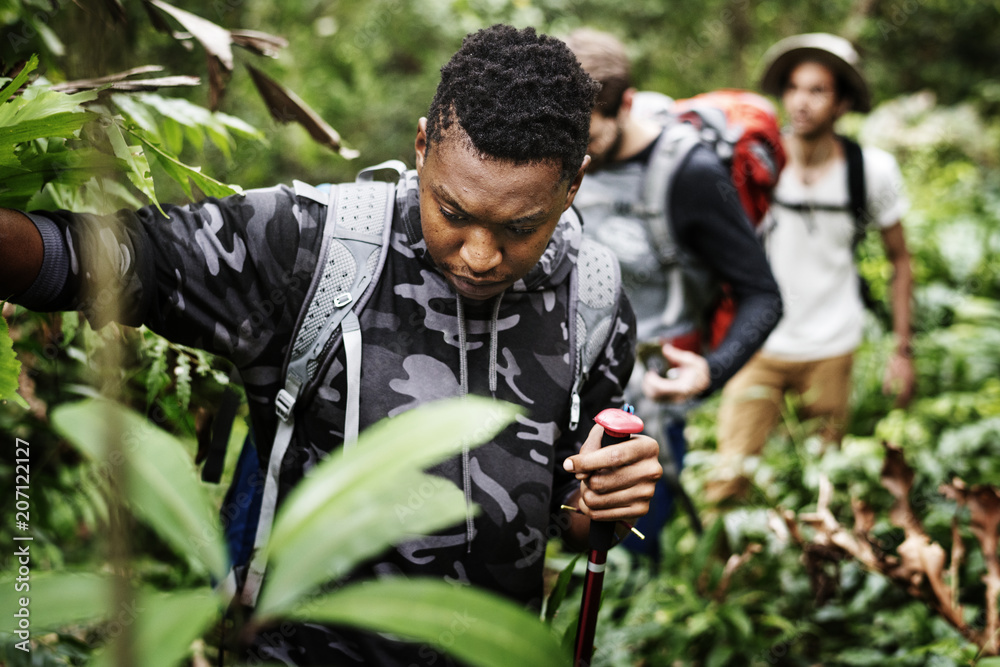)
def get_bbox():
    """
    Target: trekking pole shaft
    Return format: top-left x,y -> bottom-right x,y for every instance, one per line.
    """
573,410 -> 644,667
573,547 -> 608,667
